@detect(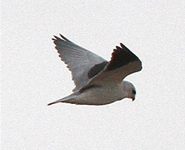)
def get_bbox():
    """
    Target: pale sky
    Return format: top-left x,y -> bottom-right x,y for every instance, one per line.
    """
2,1 -> 185,150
